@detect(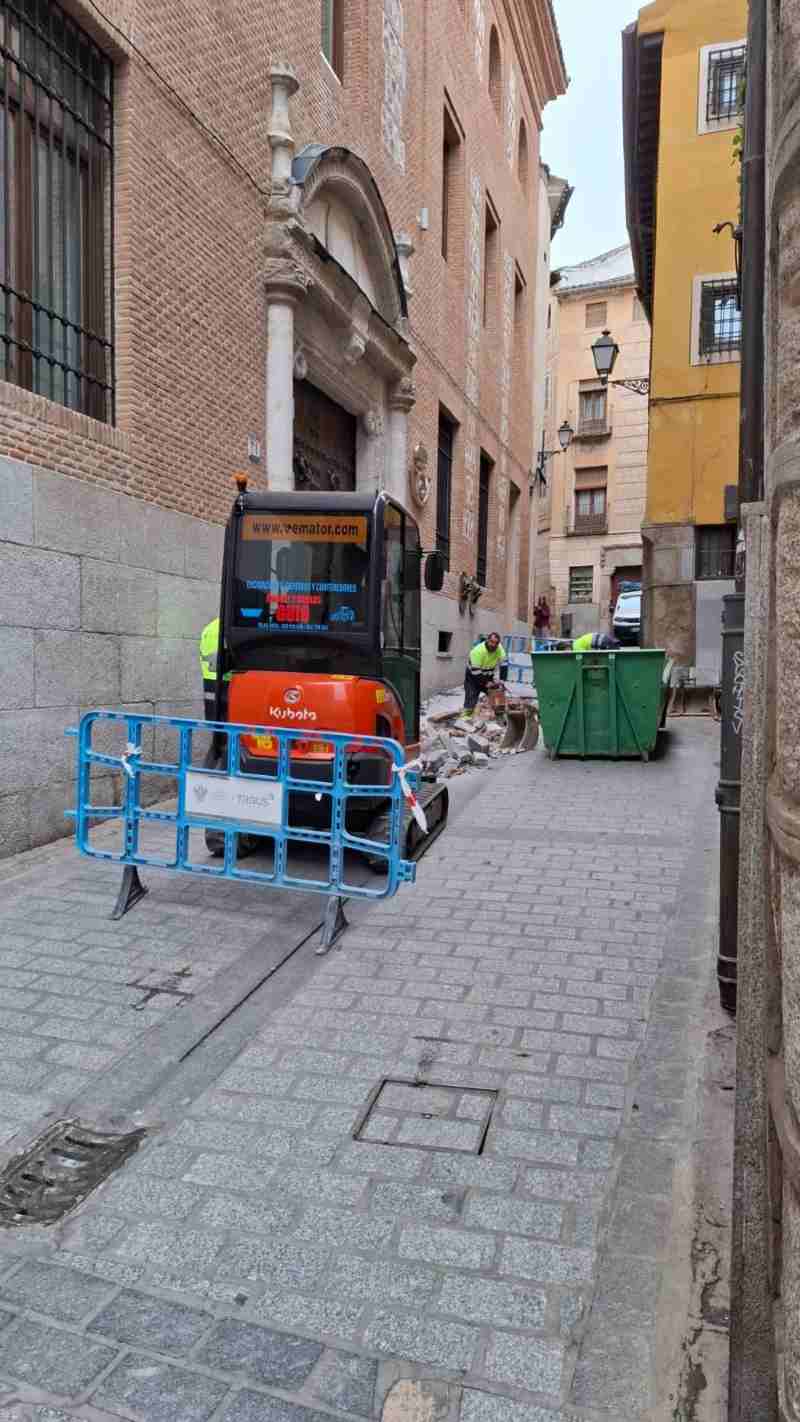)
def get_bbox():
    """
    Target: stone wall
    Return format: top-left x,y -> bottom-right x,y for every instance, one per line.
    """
729,1 -> 800,1417
0,459 -> 222,858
